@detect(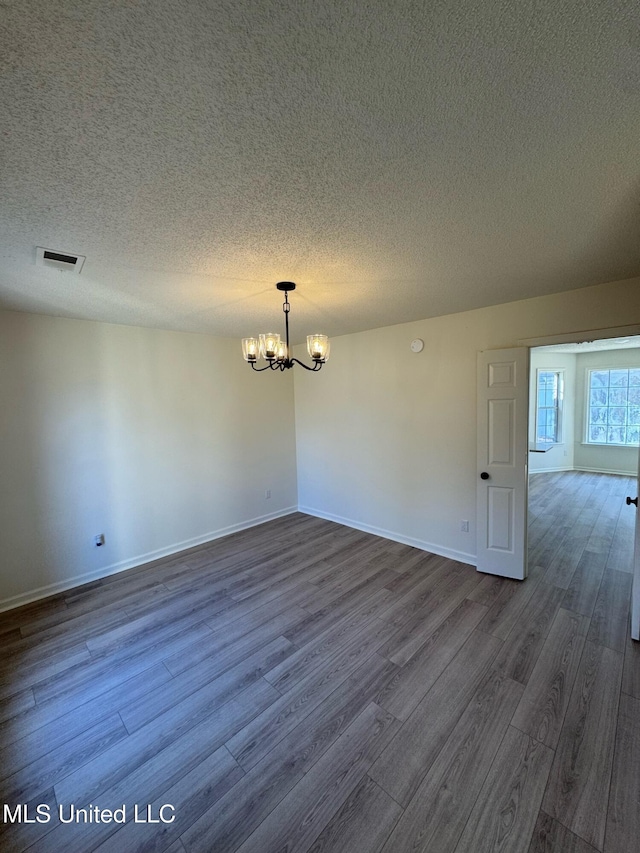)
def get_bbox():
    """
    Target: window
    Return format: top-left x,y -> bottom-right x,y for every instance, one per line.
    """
536,369 -> 563,444
586,368 -> 640,446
